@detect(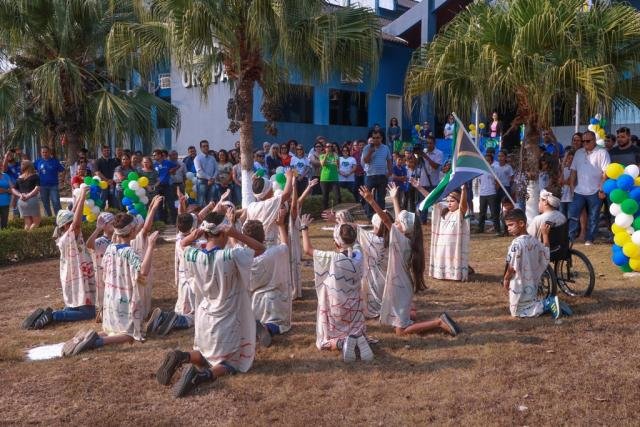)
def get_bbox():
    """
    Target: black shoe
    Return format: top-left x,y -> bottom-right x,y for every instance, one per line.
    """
156,350 -> 188,385
173,365 -> 213,398
22,308 -> 44,330
32,307 -> 54,330
156,311 -> 178,337
440,312 -> 461,336
144,307 -> 163,336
